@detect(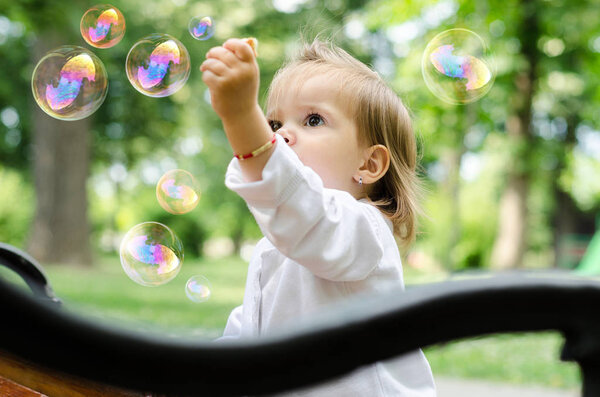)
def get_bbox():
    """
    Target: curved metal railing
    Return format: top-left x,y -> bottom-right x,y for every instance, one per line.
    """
1,243 -> 599,396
